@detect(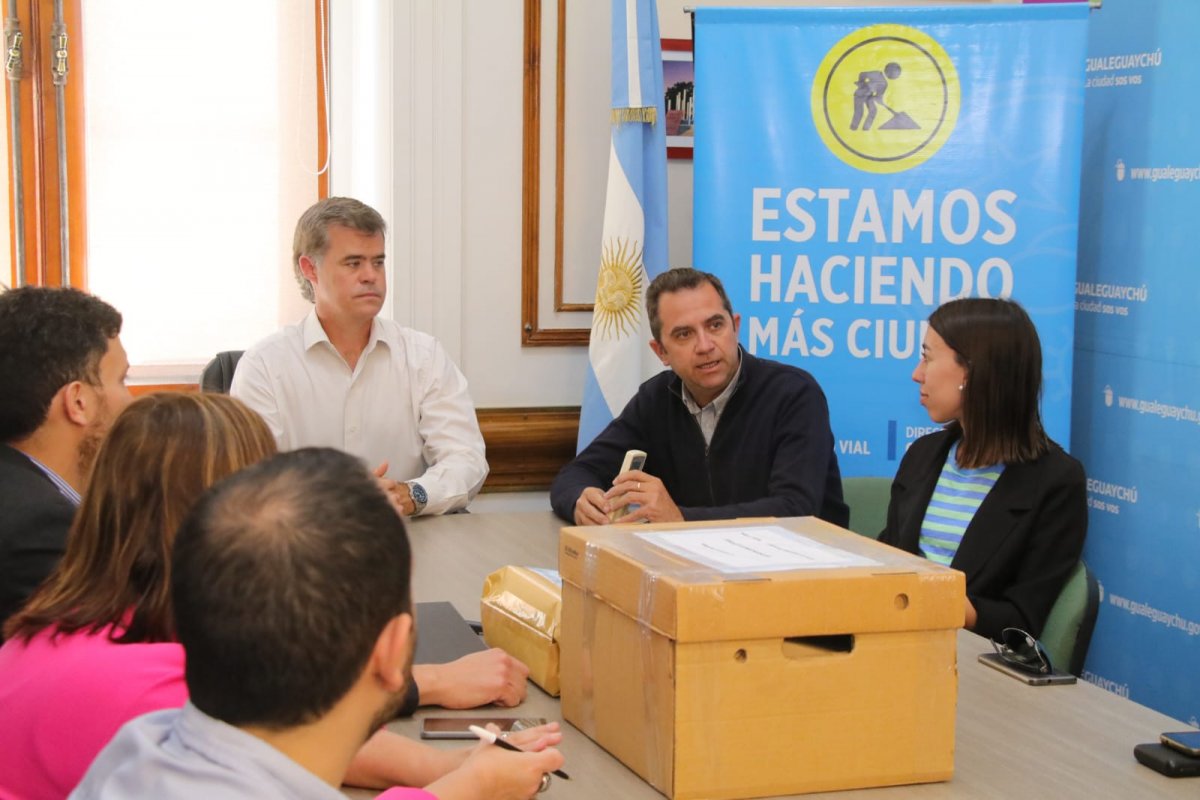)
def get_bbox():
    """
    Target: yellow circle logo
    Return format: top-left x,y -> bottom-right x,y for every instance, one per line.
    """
812,24 -> 960,173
